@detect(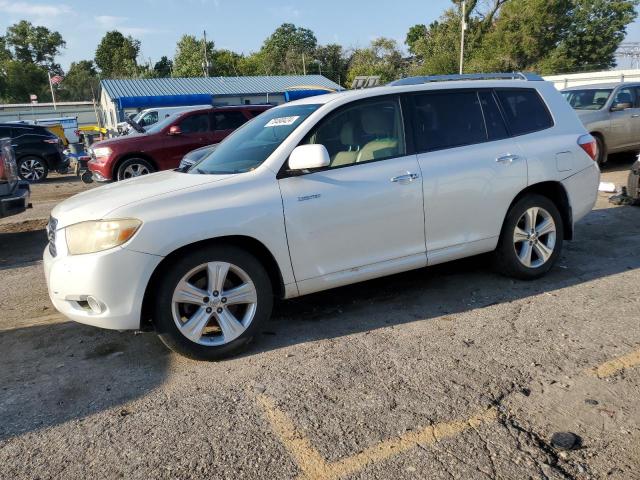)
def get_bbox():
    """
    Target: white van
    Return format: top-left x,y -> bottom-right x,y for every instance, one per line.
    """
118,105 -> 211,135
